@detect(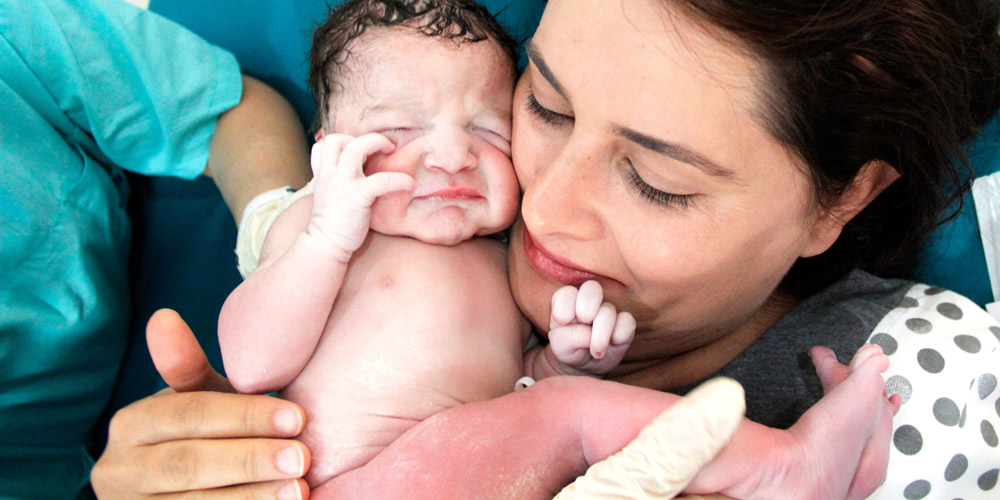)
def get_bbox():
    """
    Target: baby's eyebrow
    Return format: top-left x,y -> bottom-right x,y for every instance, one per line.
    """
359,100 -> 423,121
